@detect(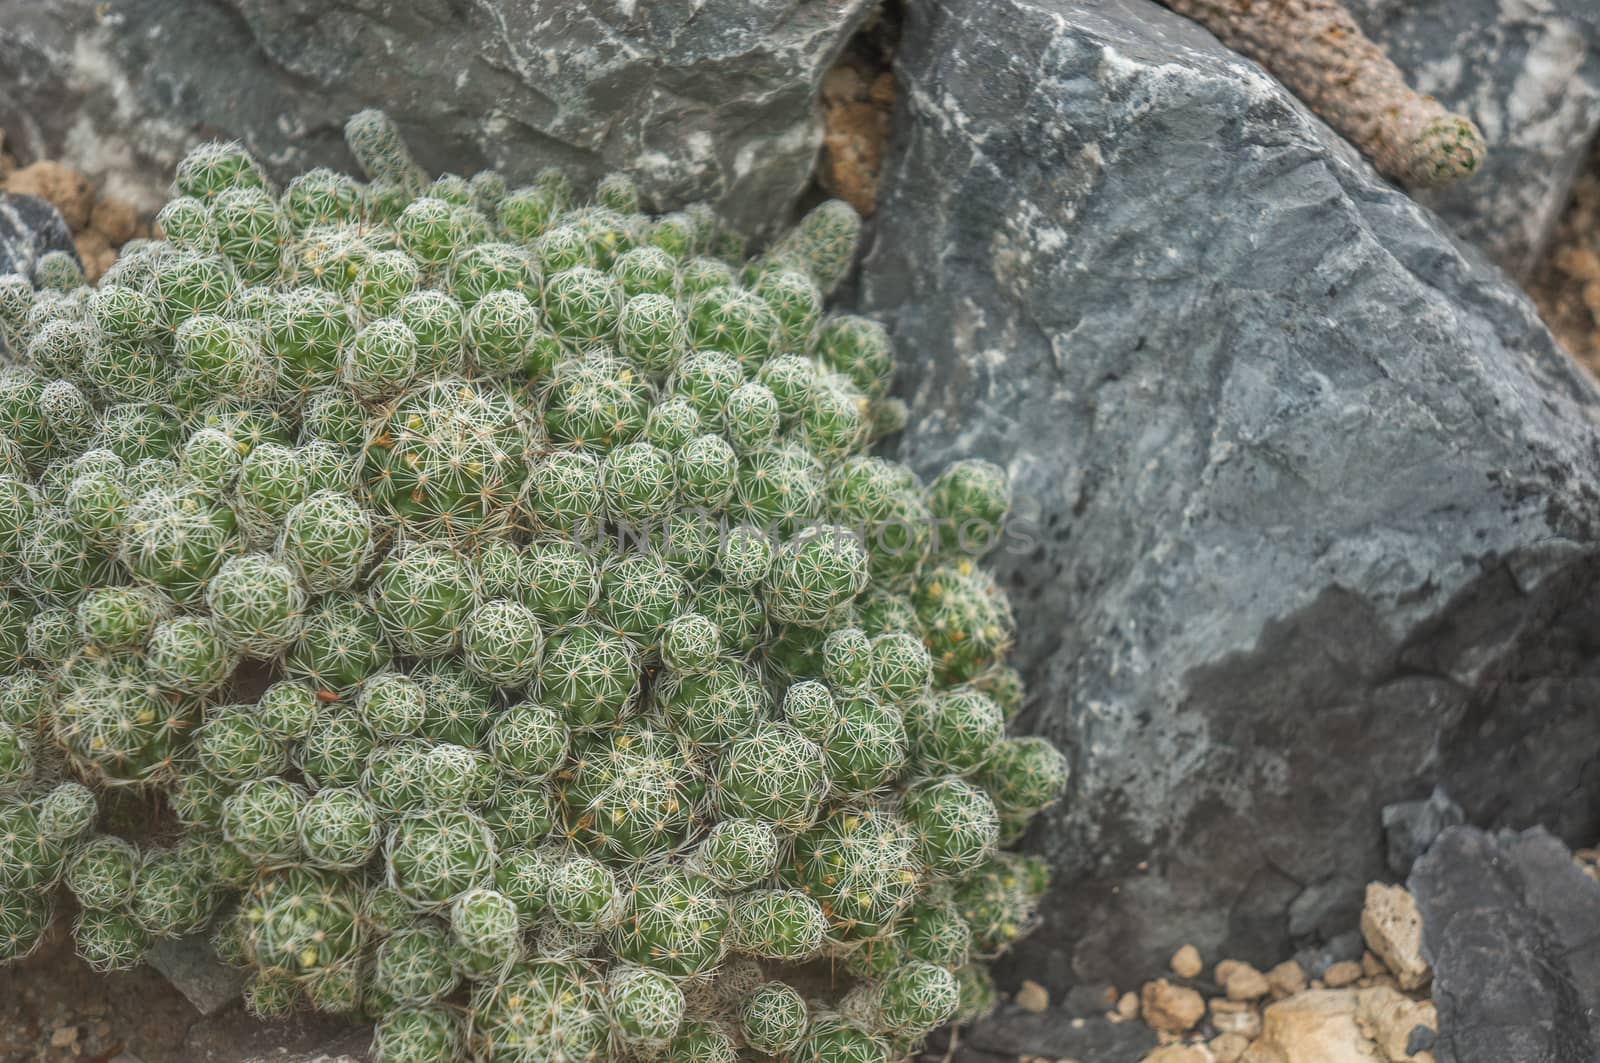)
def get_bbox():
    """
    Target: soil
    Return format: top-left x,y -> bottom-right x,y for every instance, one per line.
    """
0,920 -> 364,1063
